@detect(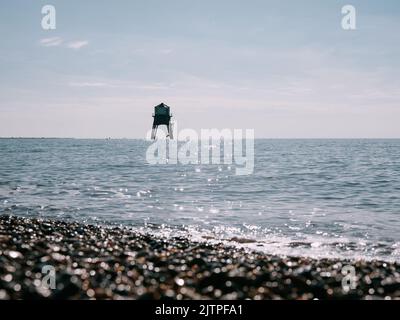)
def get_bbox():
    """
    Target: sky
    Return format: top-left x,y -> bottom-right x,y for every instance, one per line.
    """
0,0 -> 399,138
